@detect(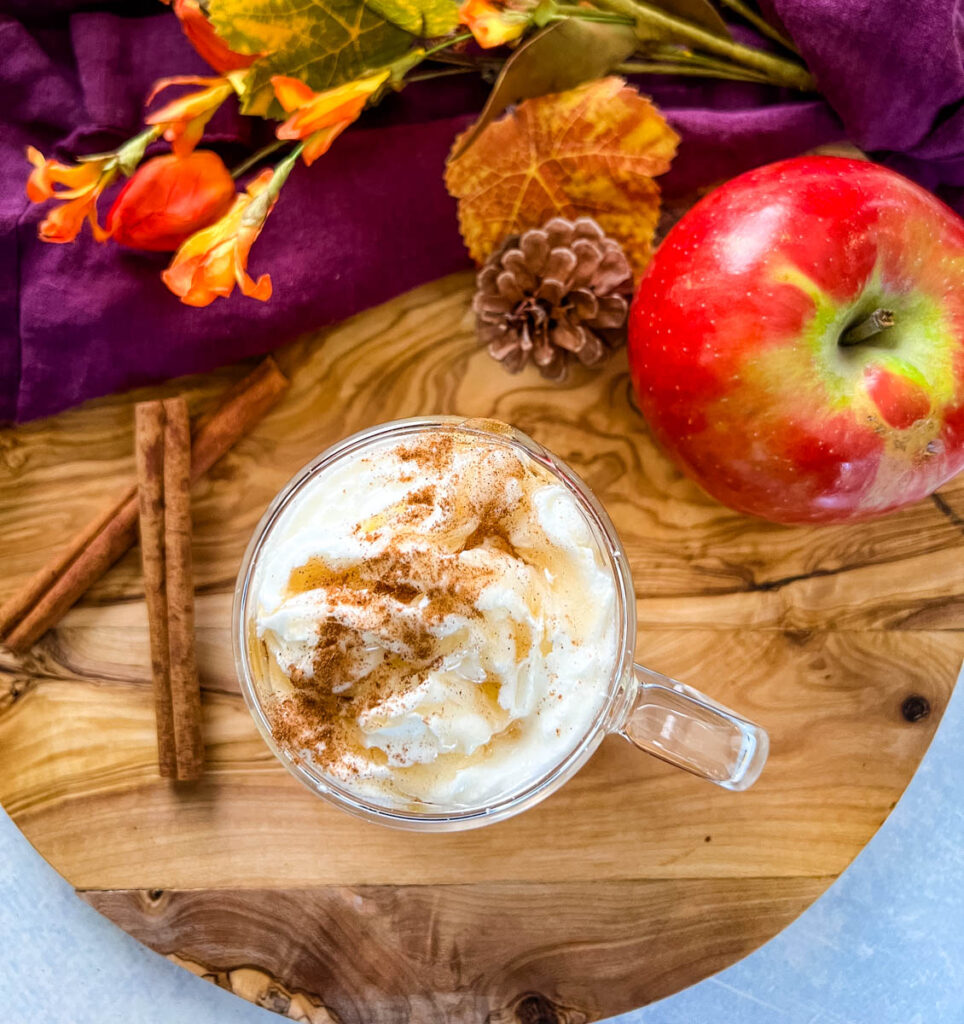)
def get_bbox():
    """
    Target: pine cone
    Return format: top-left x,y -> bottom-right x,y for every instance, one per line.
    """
473,217 -> 633,381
